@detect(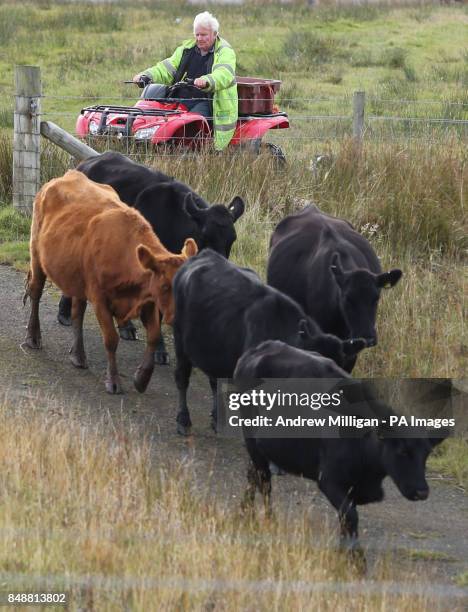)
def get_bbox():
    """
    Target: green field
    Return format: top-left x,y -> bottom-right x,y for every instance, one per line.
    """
0,0 -> 467,135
